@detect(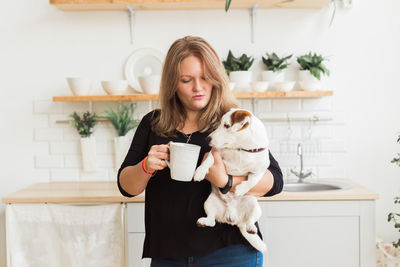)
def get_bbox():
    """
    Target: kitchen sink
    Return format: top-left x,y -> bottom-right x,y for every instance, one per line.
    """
283,181 -> 351,192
